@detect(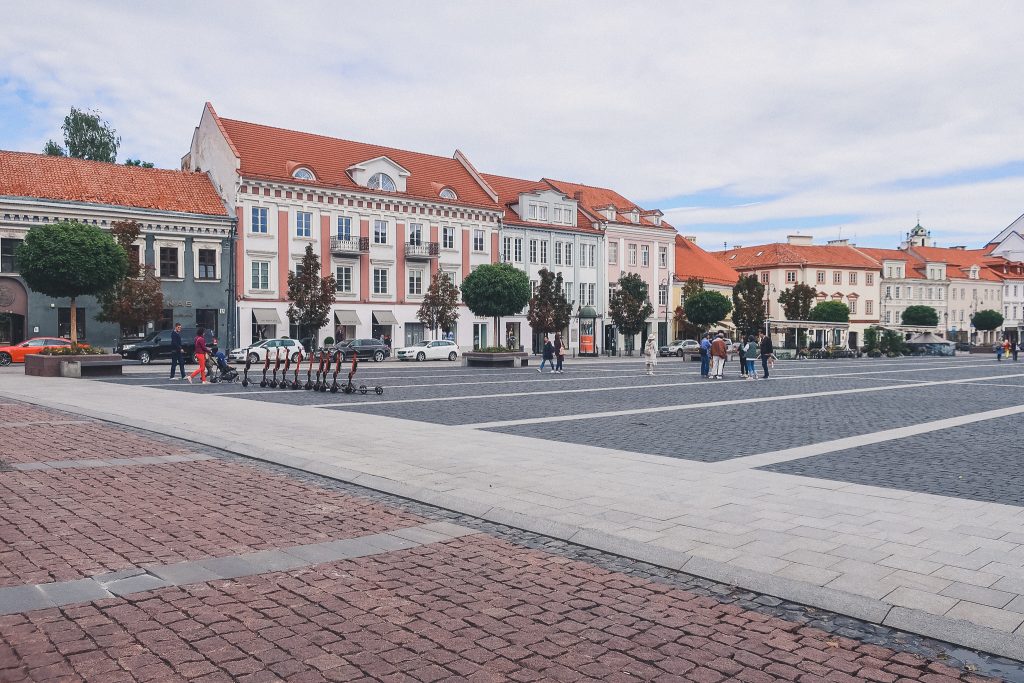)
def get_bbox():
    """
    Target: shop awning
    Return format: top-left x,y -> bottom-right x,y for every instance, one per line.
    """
252,308 -> 282,325
372,310 -> 399,325
334,310 -> 361,326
